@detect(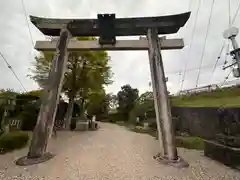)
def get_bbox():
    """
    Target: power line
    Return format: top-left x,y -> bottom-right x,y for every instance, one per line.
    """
228,0 -> 231,27
209,41 -> 226,83
195,0 -> 215,87
21,0 -> 35,48
0,0 -> 31,93
180,0 -> 202,91
0,52 -> 27,92
221,70 -> 232,87
221,44 -> 233,87
232,1 -> 240,25
167,63 -> 222,75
